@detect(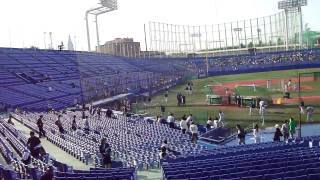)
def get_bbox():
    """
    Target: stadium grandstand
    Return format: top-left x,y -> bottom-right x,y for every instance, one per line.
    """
0,0 -> 320,180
